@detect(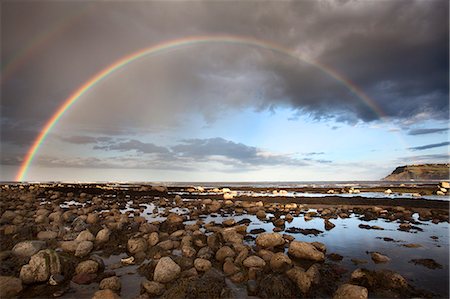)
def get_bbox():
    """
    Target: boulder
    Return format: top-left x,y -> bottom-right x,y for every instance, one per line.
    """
12,240 -> 46,258
20,249 -> 61,284
288,241 -> 325,262
333,283 -> 368,299
153,257 -> 181,283
0,276 -> 23,298
255,233 -> 285,248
